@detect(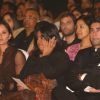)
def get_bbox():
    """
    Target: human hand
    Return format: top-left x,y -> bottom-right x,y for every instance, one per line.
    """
88,87 -> 100,93
42,37 -> 57,56
84,86 -> 100,93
